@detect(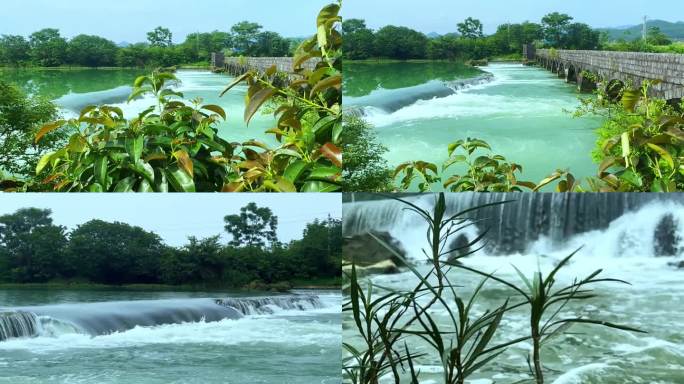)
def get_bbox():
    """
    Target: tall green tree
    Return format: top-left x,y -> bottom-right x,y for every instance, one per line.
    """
67,35 -> 119,67
374,25 -> 428,59
66,220 -> 166,284
230,21 -> 262,54
342,115 -> 393,192
457,17 -> 484,39
561,23 -> 600,49
541,12 -> 573,47
289,216 -> 342,277
342,19 -> 376,59
29,28 -> 68,67
0,208 -> 67,282
147,26 -> 173,48
224,203 -> 278,248
253,31 -> 290,56
646,26 -> 672,45
161,235 -> 224,284
0,81 -> 62,179
0,35 -> 31,66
